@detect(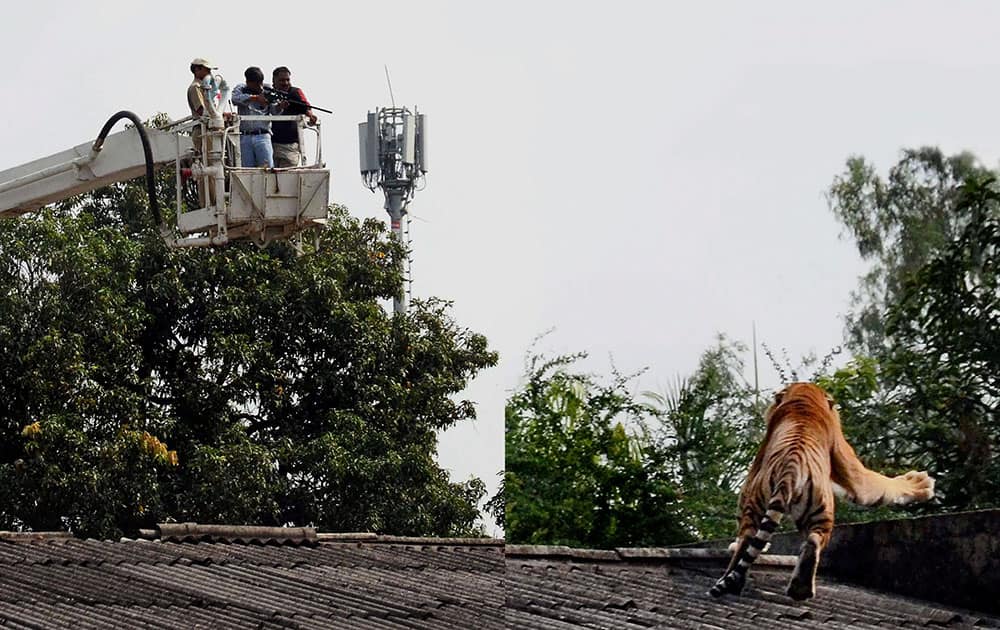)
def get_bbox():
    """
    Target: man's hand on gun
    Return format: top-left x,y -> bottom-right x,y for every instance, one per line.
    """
271,99 -> 308,124
262,86 -> 333,116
